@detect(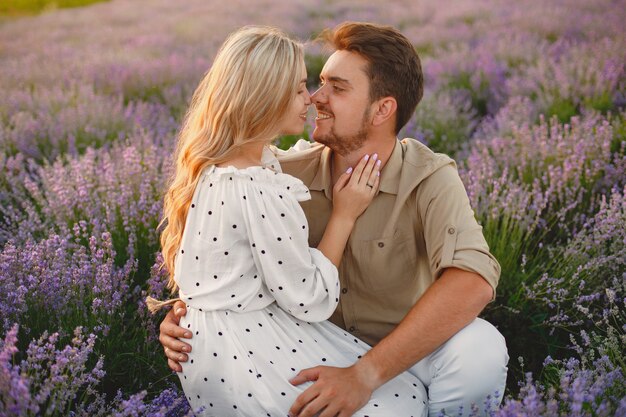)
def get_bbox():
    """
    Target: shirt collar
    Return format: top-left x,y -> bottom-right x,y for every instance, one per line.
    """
309,140 -> 403,198
309,146 -> 334,199
378,140 -> 402,195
